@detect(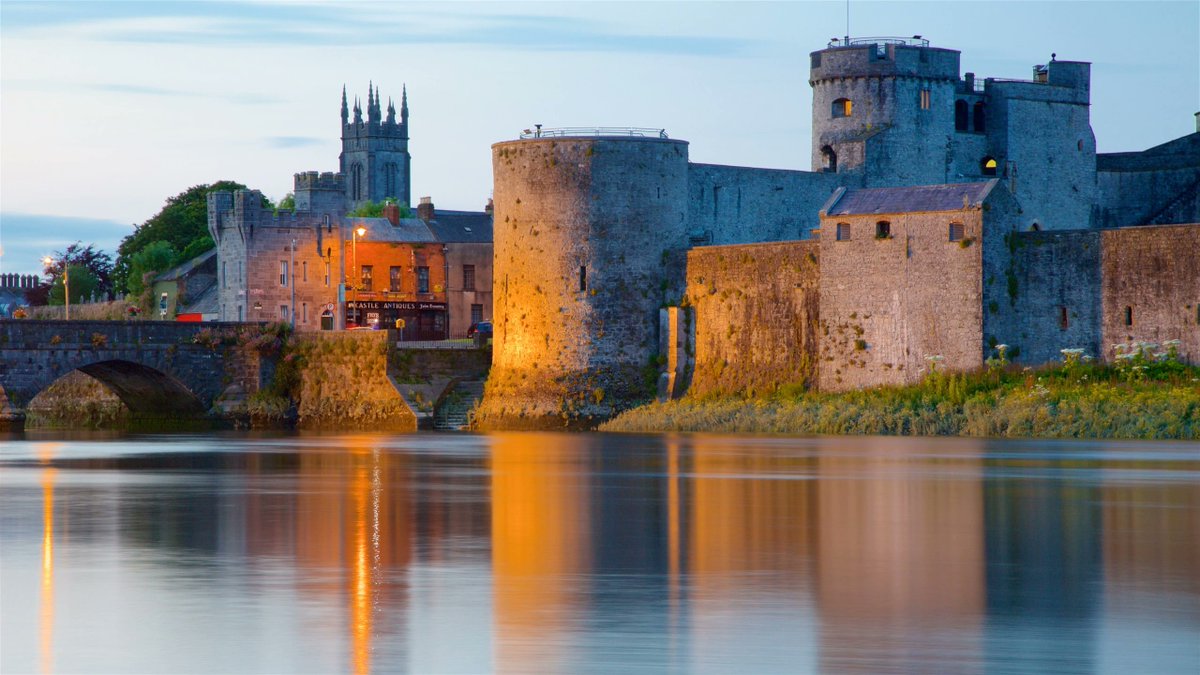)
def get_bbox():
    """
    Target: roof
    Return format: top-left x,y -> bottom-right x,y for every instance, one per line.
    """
178,282 -> 218,315
821,180 -> 998,216
154,248 -> 216,282
425,210 -> 493,244
346,216 -> 439,243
